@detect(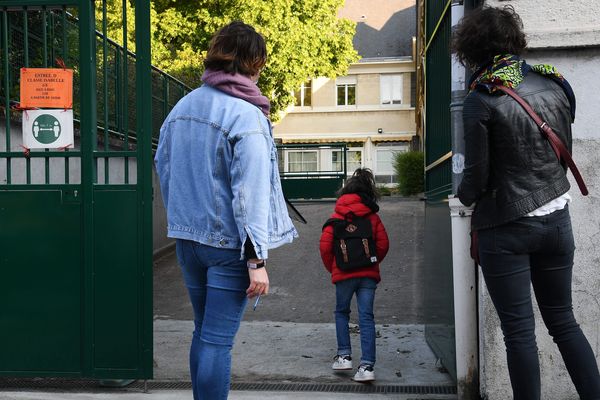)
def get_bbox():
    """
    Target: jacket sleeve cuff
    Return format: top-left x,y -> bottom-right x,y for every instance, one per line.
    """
253,245 -> 268,260
241,230 -> 269,260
